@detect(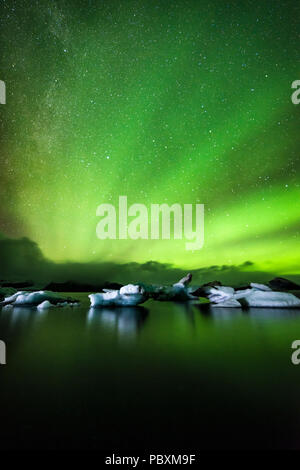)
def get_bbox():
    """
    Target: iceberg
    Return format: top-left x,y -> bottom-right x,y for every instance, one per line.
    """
120,284 -> 143,295
240,290 -> 300,308
89,284 -> 147,307
14,291 -> 54,306
88,275 -> 199,307
212,298 -> 242,308
2,291 -> 28,305
37,300 -> 53,309
250,282 -> 272,291
143,273 -> 195,301
0,290 -> 79,308
205,283 -> 300,308
206,286 -> 235,304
